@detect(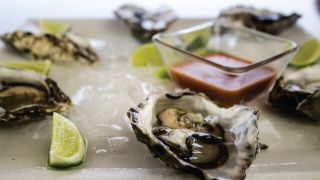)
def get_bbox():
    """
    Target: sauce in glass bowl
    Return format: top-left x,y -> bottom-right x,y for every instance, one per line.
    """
170,53 -> 276,106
